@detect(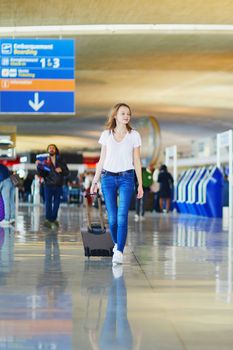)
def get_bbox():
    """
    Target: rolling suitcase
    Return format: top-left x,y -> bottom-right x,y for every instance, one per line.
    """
81,193 -> 114,257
